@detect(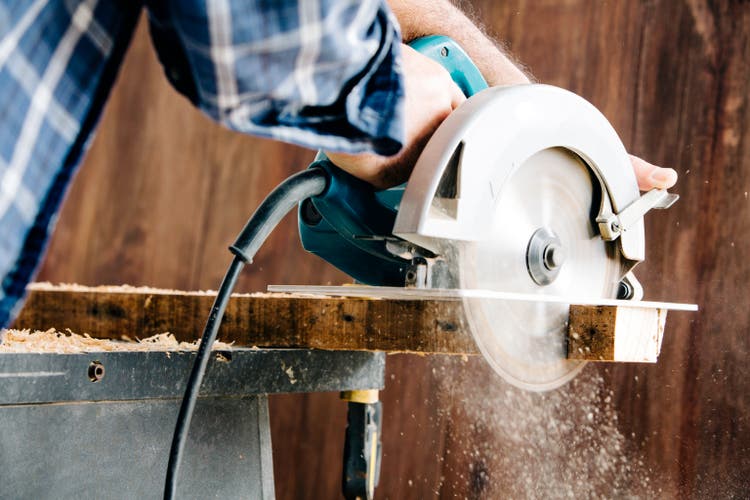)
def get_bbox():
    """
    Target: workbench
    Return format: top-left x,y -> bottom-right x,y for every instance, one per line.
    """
5,282 -> 678,498
0,343 -> 383,498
